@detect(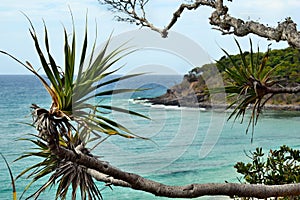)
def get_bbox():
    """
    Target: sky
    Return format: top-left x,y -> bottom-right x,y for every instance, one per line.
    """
0,0 -> 299,75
